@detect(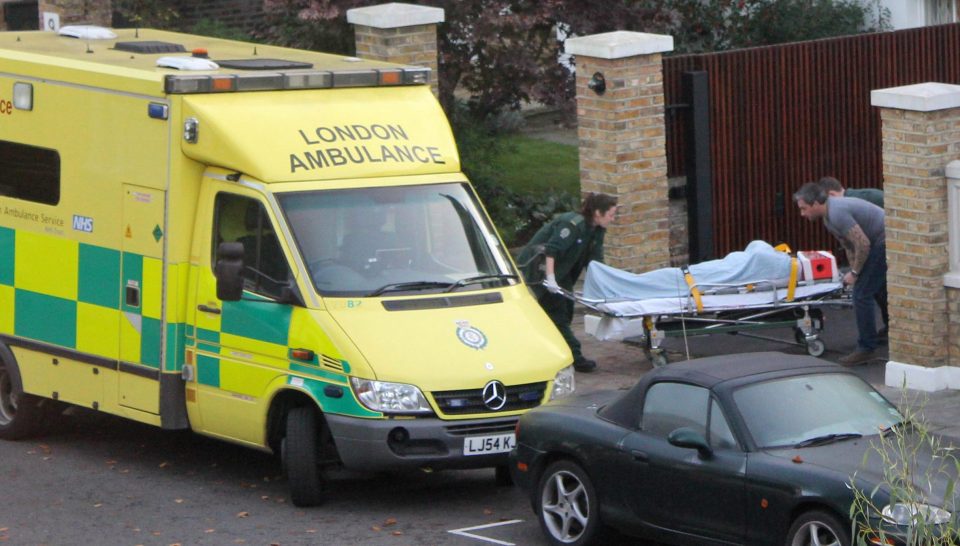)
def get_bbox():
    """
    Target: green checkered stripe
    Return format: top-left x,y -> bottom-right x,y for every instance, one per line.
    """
0,226 -> 176,371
